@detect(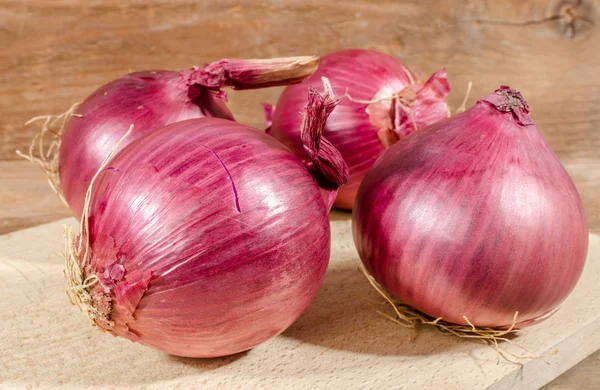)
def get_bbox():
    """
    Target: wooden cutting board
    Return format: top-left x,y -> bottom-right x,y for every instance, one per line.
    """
1,215 -> 599,389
